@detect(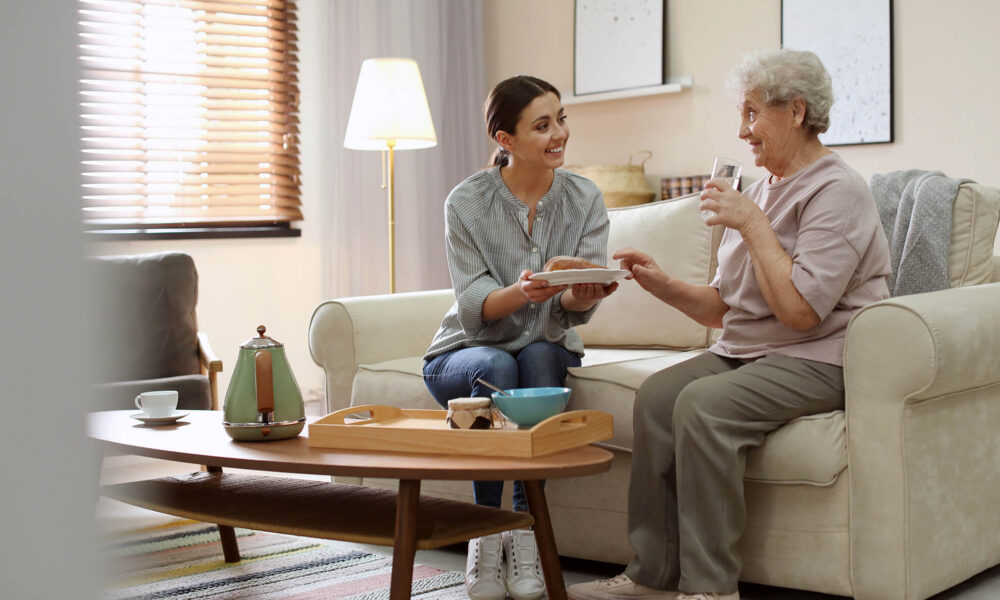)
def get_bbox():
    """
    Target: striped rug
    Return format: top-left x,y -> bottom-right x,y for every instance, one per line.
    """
97,519 -> 467,599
